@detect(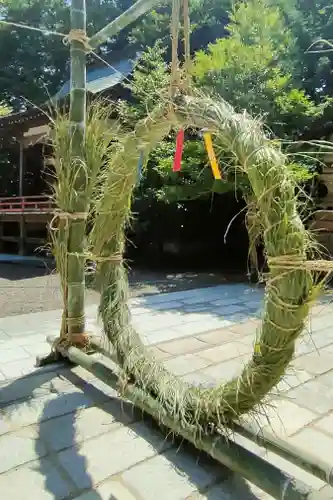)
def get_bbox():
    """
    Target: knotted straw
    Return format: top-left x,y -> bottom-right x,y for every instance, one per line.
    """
268,255 -> 333,273
67,251 -> 123,263
49,210 -> 88,231
0,21 -> 92,53
63,29 -> 92,53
